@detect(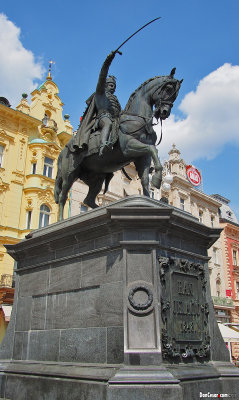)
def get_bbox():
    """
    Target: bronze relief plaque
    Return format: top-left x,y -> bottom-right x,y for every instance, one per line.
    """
159,257 -> 210,361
